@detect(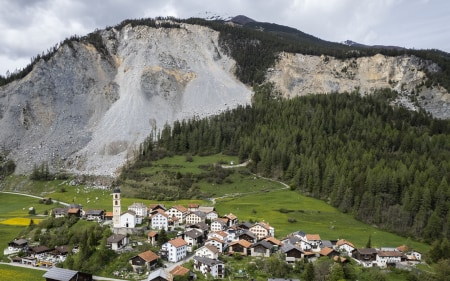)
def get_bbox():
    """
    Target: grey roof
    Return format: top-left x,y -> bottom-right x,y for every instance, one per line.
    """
53,208 -> 68,215
107,234 -> 127,243
199,206 -> 215,213
190,211 -> 206,218
10,238 -> 28,246
194,256 -> 224,266
321,240 -> 334,248
113,187 -> 121,193
185,229 -> 204,239
86,209 -> 104,215
239,222 -> 253,229
268,279 -> 300,281
147,268 -> 169,281
252,240 -> 273,249
189,221 -> 209,230
43,267 -> 78,281
240,229 -> 257,239
283,235 -> 301,245
281,244 -> 303,253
